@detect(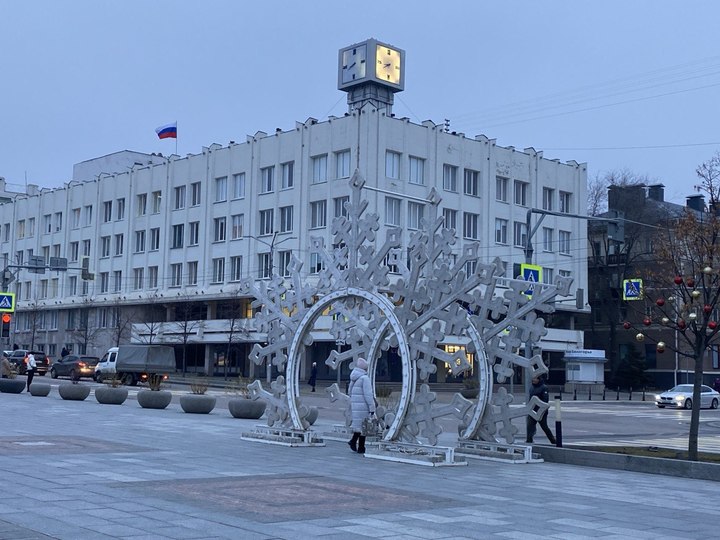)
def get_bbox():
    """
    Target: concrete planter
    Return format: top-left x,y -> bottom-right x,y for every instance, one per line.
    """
180,394 -> 216,414
29,382 -> 51,397
306,406 -> 319,425
137,389 -> 173,409
0,378 -> 26,394
58,383 -> 91,401
95,386 -> 128,405
228,398 -> 266,419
